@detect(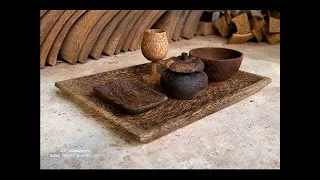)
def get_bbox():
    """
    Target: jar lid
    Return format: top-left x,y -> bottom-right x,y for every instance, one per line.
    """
166,53 -> 204,73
